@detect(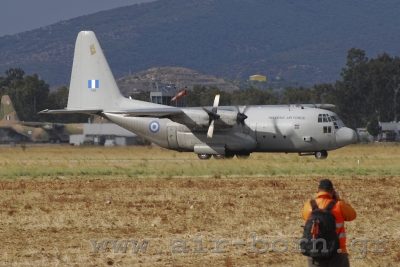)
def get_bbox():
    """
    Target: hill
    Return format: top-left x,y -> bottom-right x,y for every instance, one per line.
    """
116,67 -> 239,95
1,0 -> 400,87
